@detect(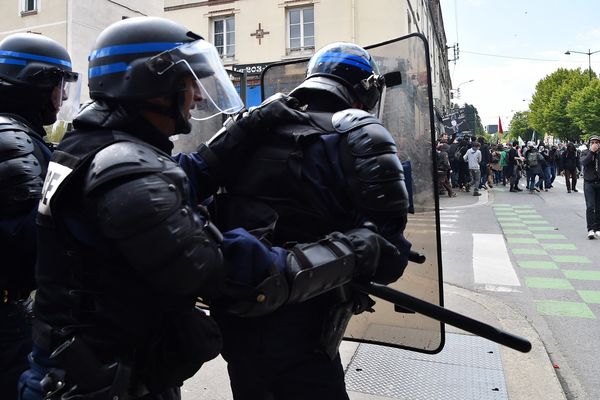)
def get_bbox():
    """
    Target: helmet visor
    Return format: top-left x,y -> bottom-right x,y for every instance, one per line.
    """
54,75 -> 82,122
147,40 -> 243,120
